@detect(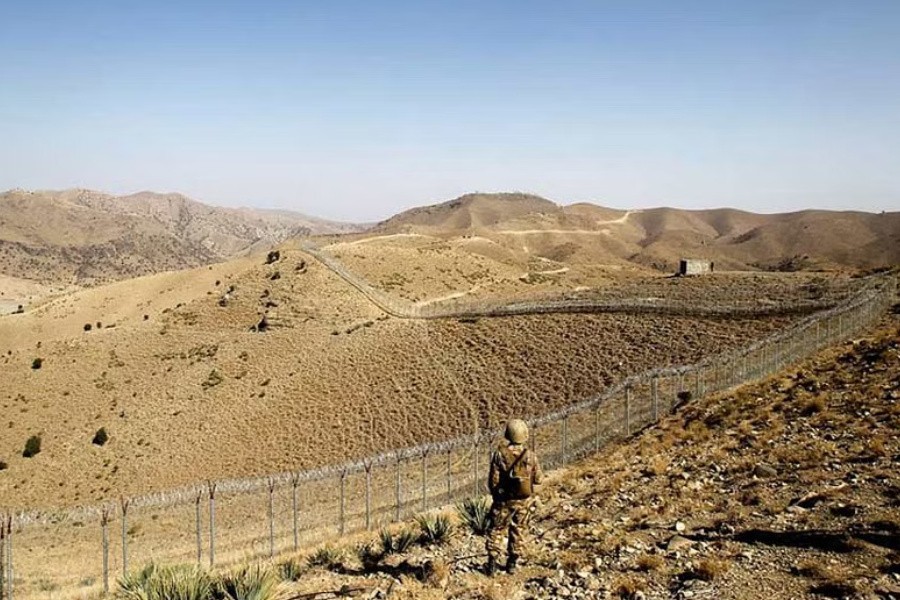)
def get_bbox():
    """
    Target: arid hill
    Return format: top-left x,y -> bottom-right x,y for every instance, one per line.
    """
0,239 -> 831,511
253,310 -> 900,600
0,188 -> 361,288
374,193 -> 900,272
